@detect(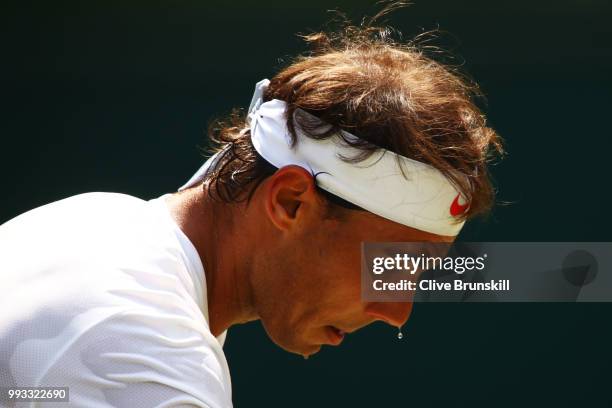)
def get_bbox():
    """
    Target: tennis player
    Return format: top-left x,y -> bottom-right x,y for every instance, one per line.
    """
0,18 -> 501,408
